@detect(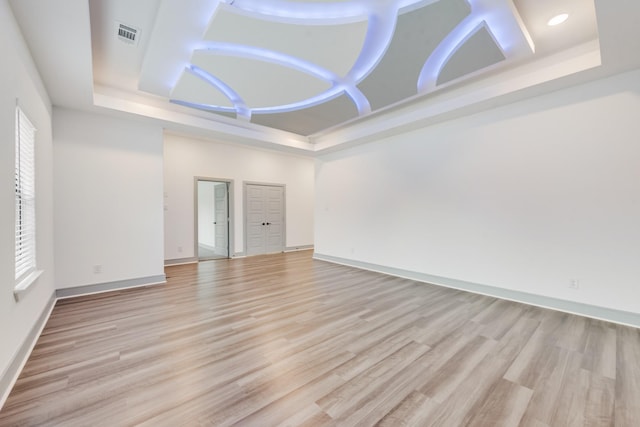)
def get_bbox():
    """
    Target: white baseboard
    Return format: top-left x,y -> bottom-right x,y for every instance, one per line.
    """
0,291 -> 56,410
313,253 -> 640,329
56,275 -> 166,299
164,257 -> 198,266
285,245 -> 314,252
230,246 -> 313,258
